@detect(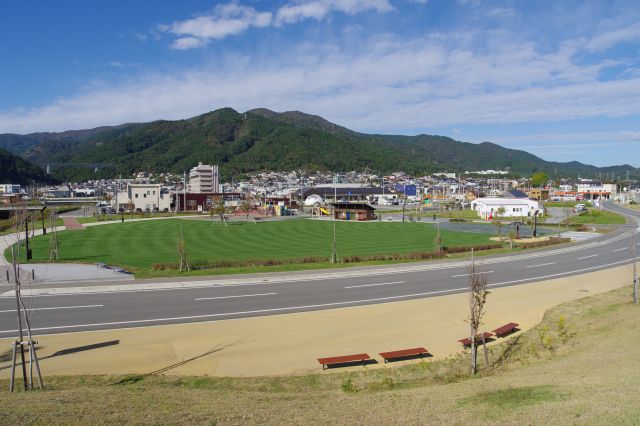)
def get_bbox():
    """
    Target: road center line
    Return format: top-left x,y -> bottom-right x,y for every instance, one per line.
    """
577,254 -> 598,260
451,271 -> 494,278
344,281 -> 404,289
1,258 -> 639,336
194,292 -> 277,301
526,262 -> 556,268
0,304 -> 103,313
